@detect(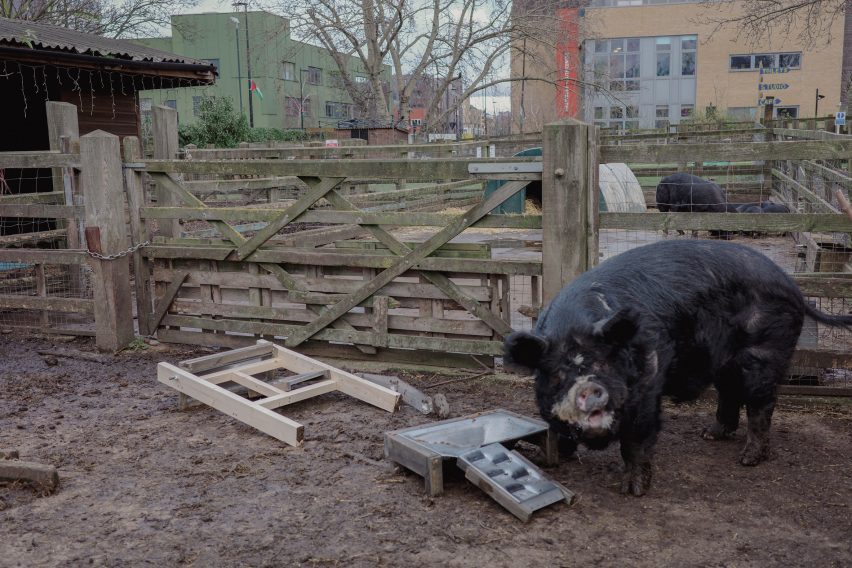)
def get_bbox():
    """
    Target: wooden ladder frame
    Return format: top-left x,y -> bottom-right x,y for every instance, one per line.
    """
157,340 -> 400,447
